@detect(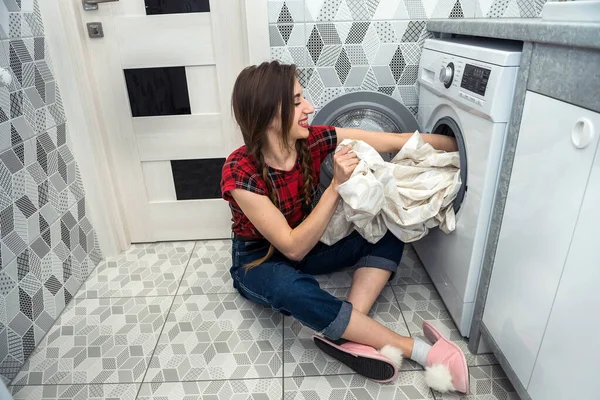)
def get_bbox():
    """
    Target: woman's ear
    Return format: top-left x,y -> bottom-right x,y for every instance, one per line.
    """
268,112 -> 282,132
